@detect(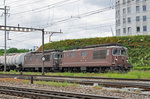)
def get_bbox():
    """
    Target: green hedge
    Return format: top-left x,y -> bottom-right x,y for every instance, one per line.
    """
133,66 -> 150,70
38,35 -> 150,67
